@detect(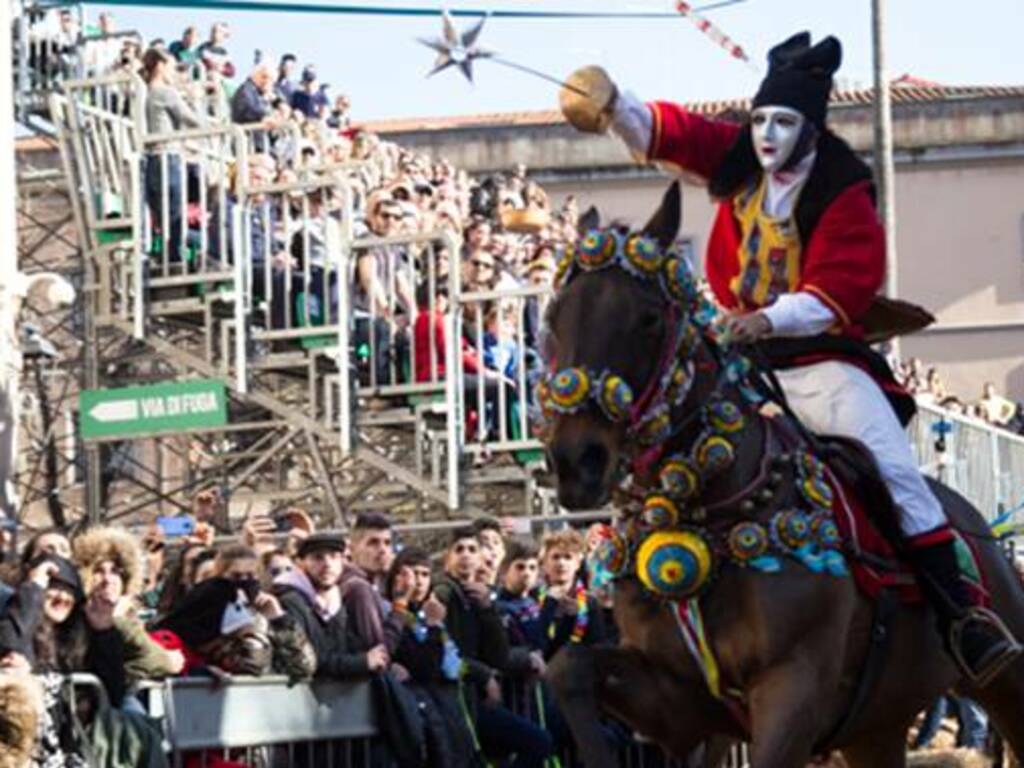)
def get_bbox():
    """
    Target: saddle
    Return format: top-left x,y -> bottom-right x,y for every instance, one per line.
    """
781,422 -> 988,606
